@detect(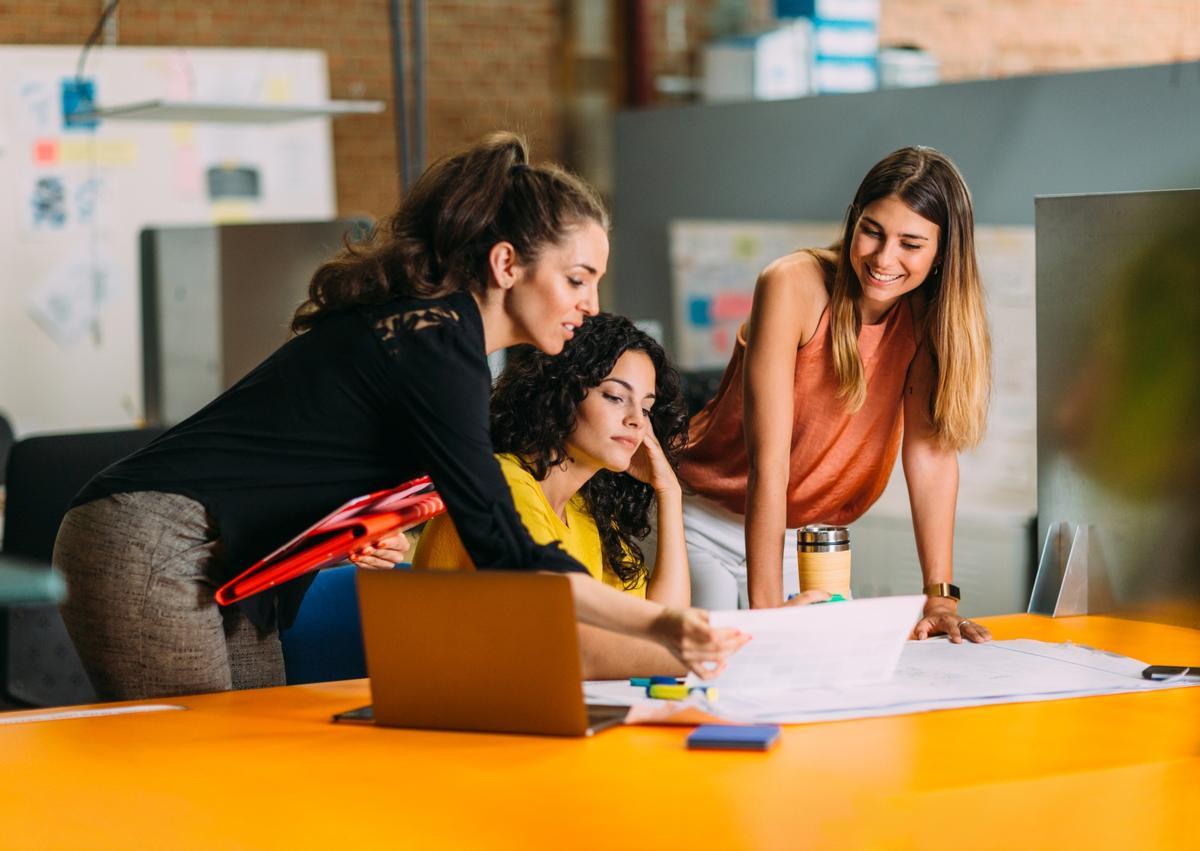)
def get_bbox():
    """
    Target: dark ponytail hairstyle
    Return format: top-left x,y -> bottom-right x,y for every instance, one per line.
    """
490,314 -> 689,590
292,132 -> 609,333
